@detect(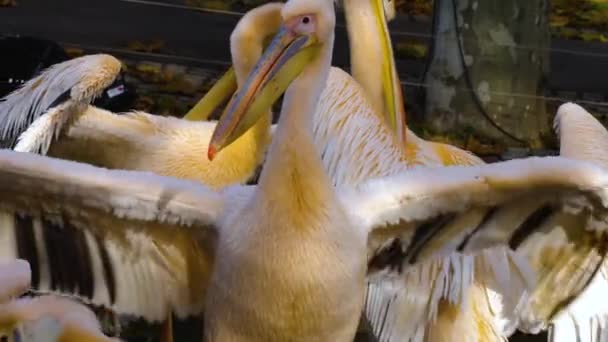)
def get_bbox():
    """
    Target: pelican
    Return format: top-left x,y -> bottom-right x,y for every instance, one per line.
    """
341,1 -> 608,340
2,2 -> 607,342
0,259 -> 119,342
0,3 -> 412,339
0,6 -> 283,340
0,0 -> 607,340
341,1 -> 526,341
0,1 -> 365,334
207,1 -> 603,337
0,0 -> 407,185
0,53 -> 272,188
